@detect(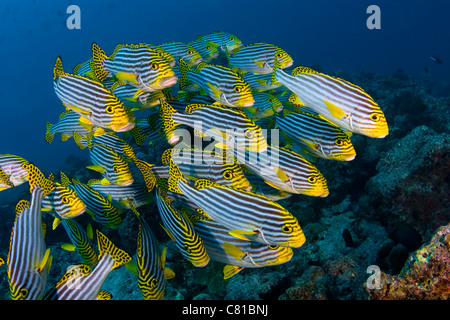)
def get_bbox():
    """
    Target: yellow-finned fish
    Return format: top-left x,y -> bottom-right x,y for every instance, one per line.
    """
91,43 -> 178,92
190,214 -> 293,279
43,230 -> 131,300
272,64 -> 389,138
53,57 -> 135,133
167,159 -> 305,248
178,58 -> 254,108
7,187 -> 51,300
